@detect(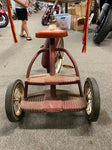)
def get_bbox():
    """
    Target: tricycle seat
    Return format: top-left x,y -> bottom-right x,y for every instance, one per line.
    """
35,28 -> 68,38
